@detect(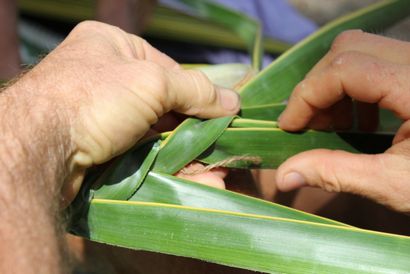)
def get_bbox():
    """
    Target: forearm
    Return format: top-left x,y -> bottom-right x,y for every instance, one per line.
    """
0,81 -> 72,273
0,20 -> 240,272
